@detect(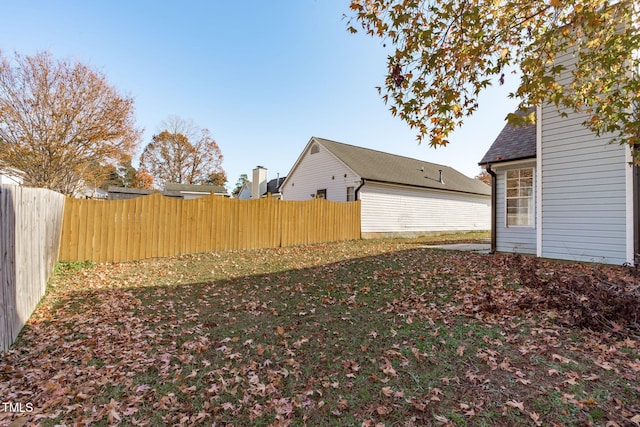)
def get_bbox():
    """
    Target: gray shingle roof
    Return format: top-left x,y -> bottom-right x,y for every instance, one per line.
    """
315,137 -> 490,196
164,183 -> 228,195
265,177 -> 286,195
107,186 -> 155,195
479,109 -> 536,165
